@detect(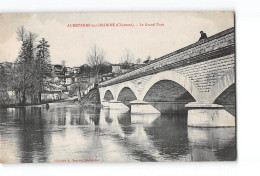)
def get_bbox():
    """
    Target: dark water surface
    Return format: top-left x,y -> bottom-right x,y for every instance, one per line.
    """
0,102 -> 236,163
